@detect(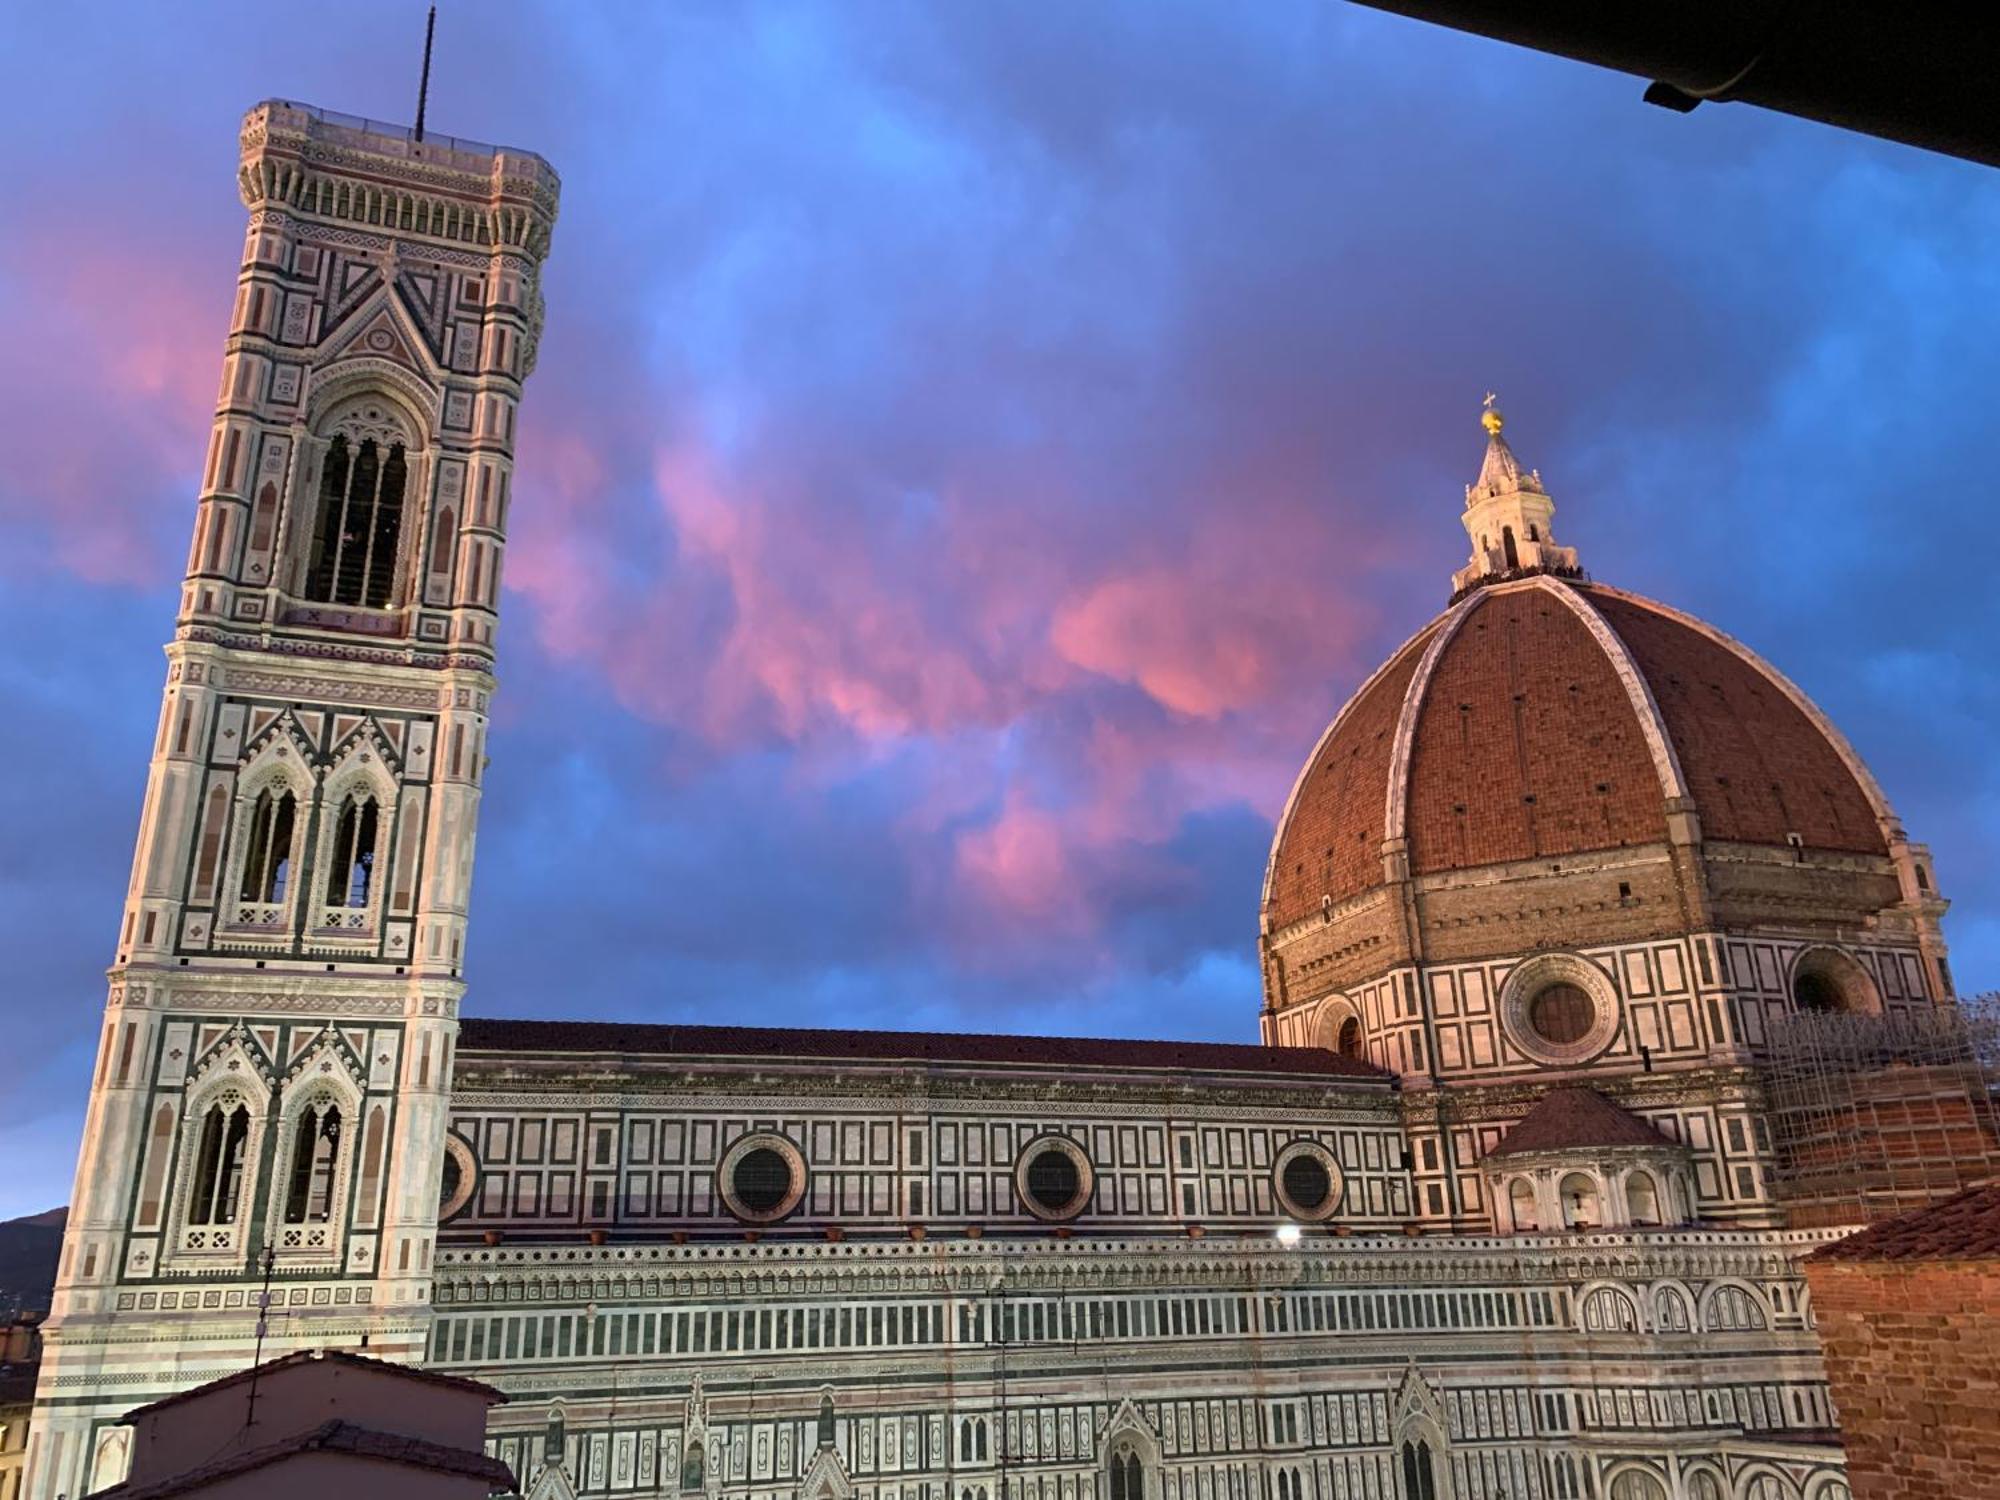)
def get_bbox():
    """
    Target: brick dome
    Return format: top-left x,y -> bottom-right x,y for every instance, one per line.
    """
1262,574 -> 1894,933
